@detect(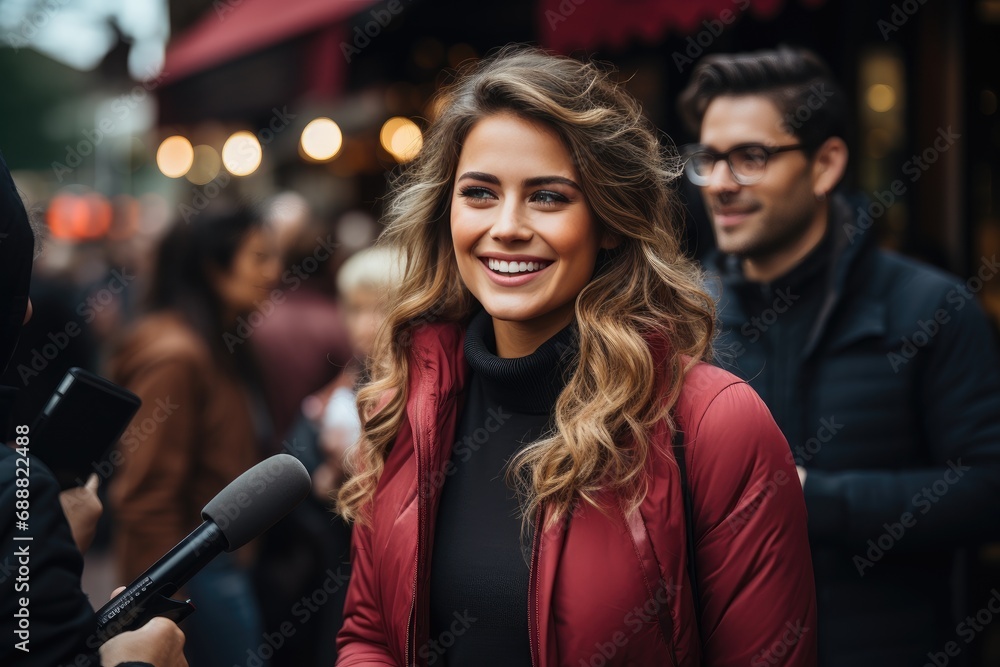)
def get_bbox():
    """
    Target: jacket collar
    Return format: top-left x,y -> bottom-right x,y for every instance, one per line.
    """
405,320 -> 470,484
707,193 -> 882,359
